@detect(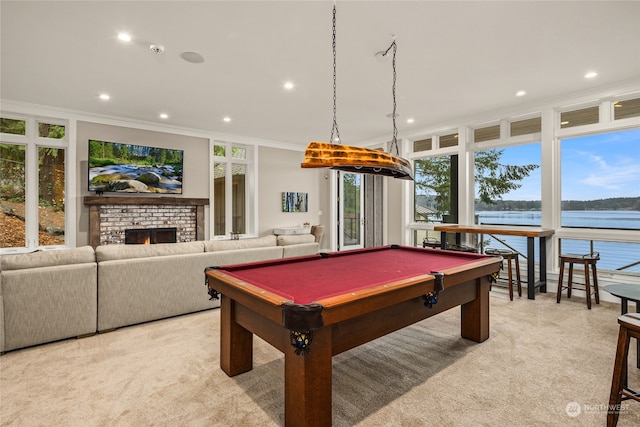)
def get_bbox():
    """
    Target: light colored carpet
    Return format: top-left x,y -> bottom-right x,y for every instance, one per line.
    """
2,291 -> 639,426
